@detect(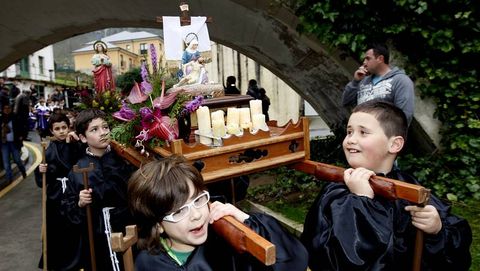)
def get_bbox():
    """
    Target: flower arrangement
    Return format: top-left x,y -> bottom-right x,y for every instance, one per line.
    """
76,89 -> 123,123
109,44 -> 203,148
